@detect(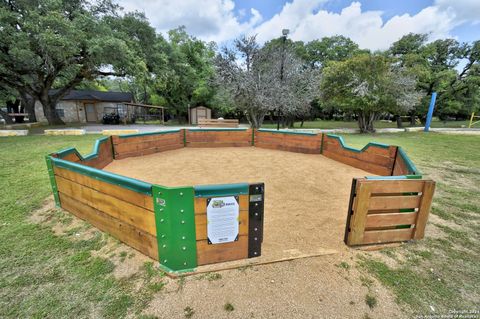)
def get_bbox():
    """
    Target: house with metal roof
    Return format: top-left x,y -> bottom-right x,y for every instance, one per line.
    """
34,90 -> 134,123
